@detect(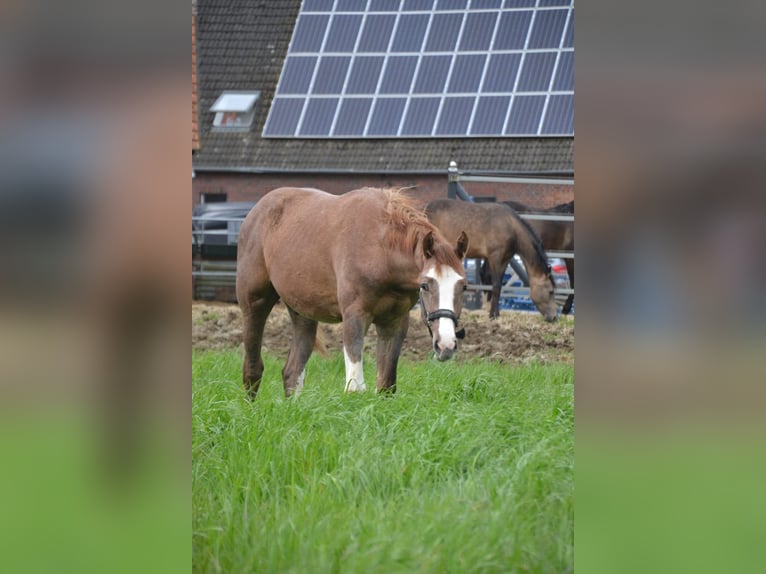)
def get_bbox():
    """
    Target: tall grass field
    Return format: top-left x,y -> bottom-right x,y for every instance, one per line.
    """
193,350 -> 573,573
